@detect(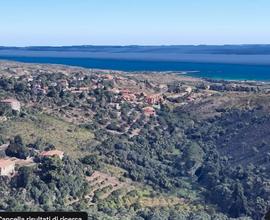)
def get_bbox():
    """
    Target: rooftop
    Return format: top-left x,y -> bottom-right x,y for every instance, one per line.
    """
0,159 -> 15,168
40,150 -> 64,157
